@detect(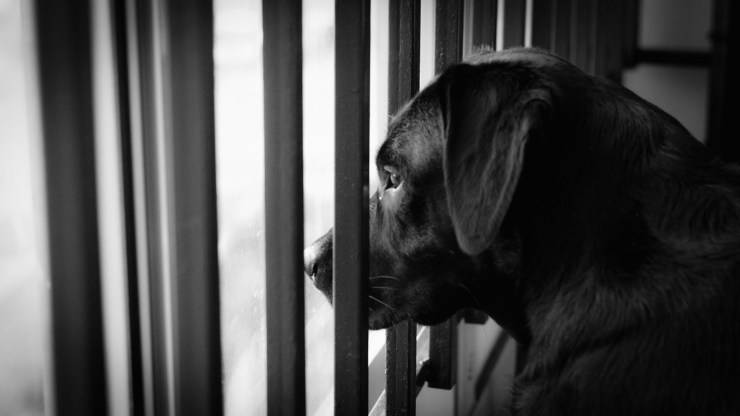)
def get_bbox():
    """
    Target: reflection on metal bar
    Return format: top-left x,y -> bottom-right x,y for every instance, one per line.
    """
263,0 -> 306,415
386,1 -> 421,414
156,0 -> 224,414
503,0 -> 527,48
334,1 -> 371,414
33,1 -> 108,414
